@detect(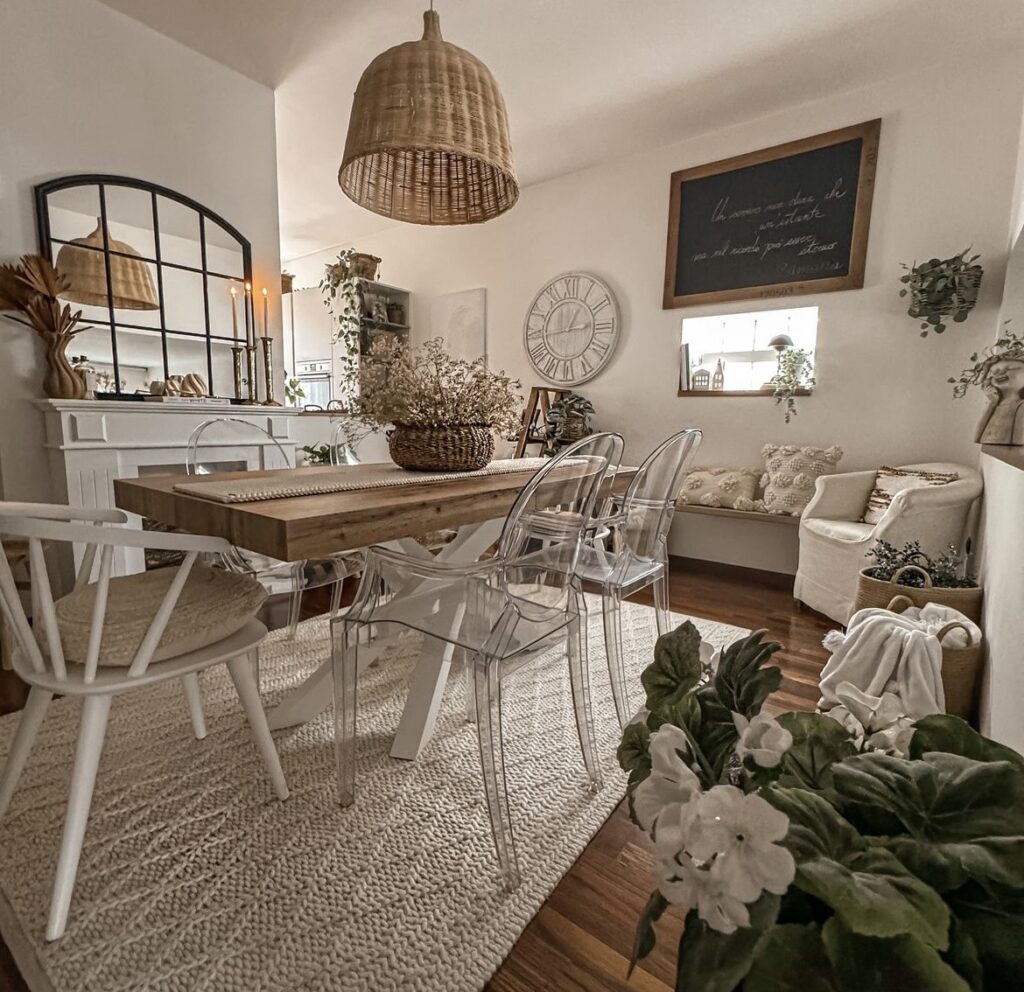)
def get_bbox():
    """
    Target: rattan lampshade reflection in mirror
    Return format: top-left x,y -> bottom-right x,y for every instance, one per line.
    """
55,219 -> 159,310
339,8 -> 518,226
